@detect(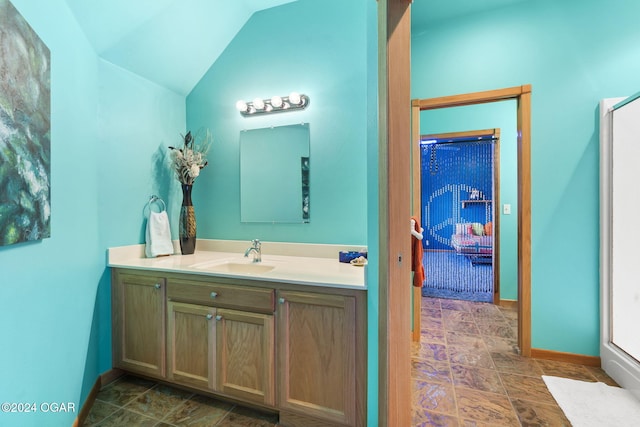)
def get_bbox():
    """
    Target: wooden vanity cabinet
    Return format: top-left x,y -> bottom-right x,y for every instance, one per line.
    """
166,301 -> 216,390
277,290 -> 360,427
166,276 -> 276,406
112,268 -> 366,426
216,308 -> 275,405
112,271 -> 166,379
